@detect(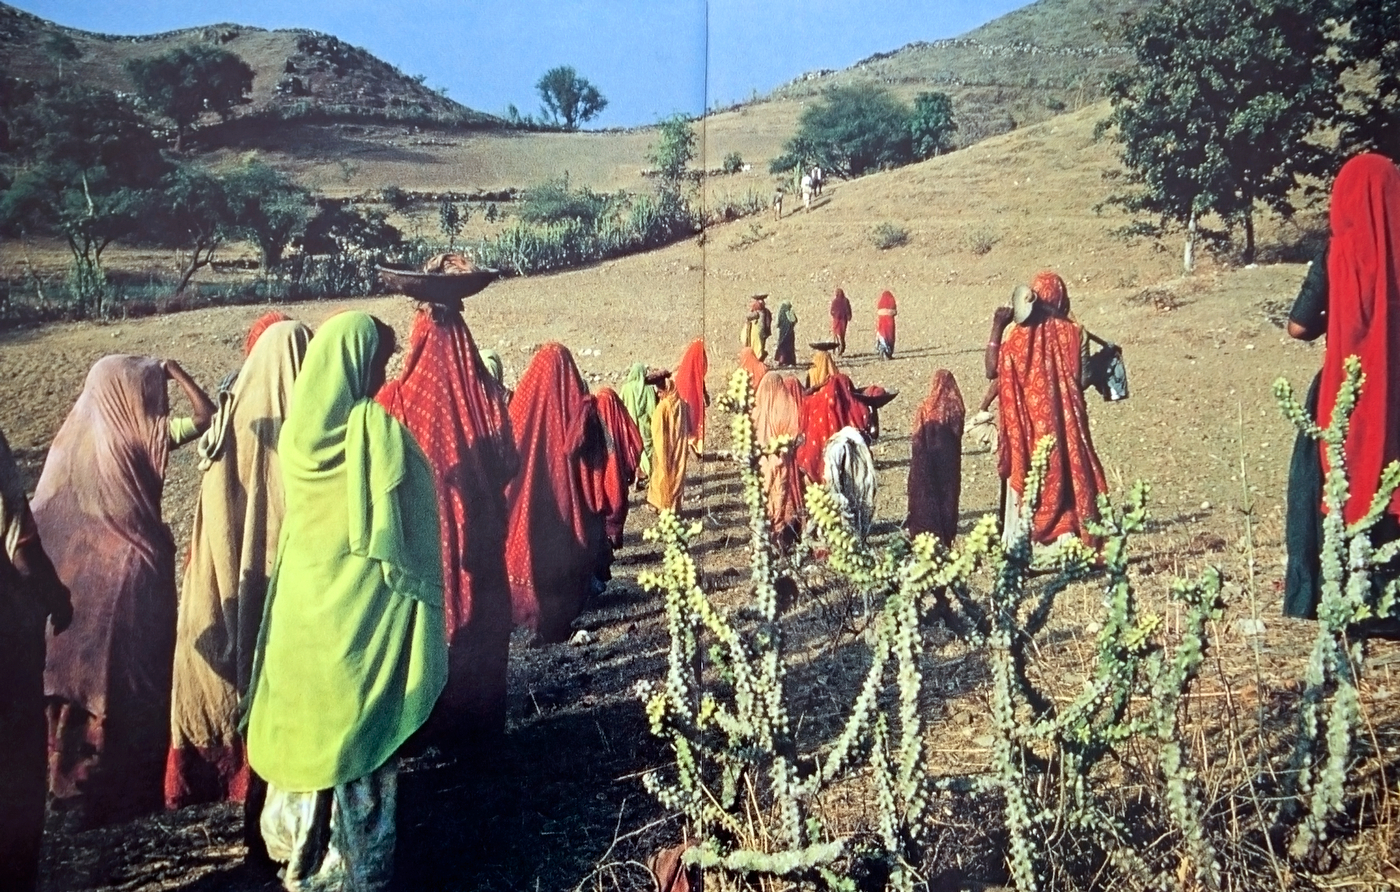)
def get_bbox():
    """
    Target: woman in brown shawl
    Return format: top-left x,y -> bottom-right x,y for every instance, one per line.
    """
907,370 -> 966,545
753,372 -> 805,543
165,322 -> 311,833
504,344 -> 608,645
37,355 -> 213,826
